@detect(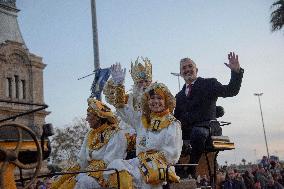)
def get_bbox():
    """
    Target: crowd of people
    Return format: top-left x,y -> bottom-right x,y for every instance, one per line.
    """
218,158 -> 284,189
191,156 -> 284,189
